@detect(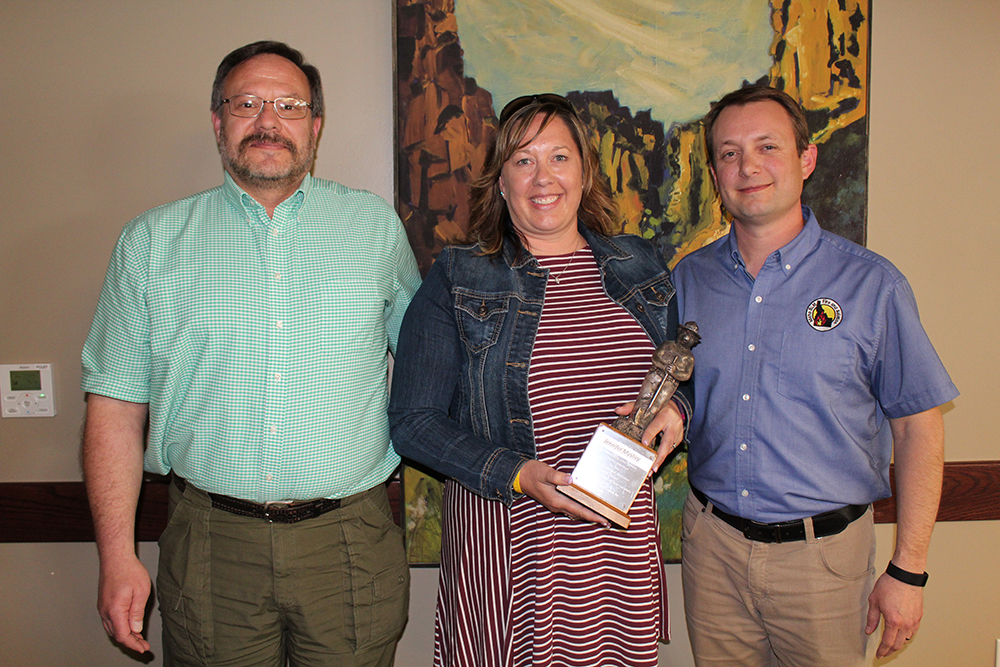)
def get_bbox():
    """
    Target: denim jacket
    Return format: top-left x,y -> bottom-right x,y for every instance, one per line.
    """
389,224 -> 691,506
